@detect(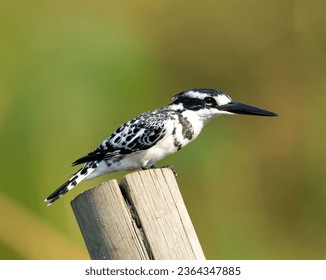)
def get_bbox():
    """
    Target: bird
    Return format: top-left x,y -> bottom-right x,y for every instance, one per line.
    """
45,88 -> 278,205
